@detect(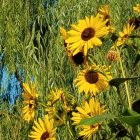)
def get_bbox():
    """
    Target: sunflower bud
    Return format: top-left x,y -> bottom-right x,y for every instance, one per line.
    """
106,50 -> 120,62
